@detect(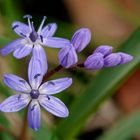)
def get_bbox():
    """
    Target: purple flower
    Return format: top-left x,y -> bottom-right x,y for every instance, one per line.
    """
84,53 -> 104,70
104,52 -> 133,67
94,45 -> 113,57
0,58 -> 72,131
59,28 -> 91,68
1,15 -> 70,74
84,45 -> 133,70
